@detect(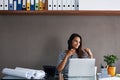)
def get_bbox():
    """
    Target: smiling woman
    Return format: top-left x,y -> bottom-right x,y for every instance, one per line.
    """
56,33 -> 93,77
